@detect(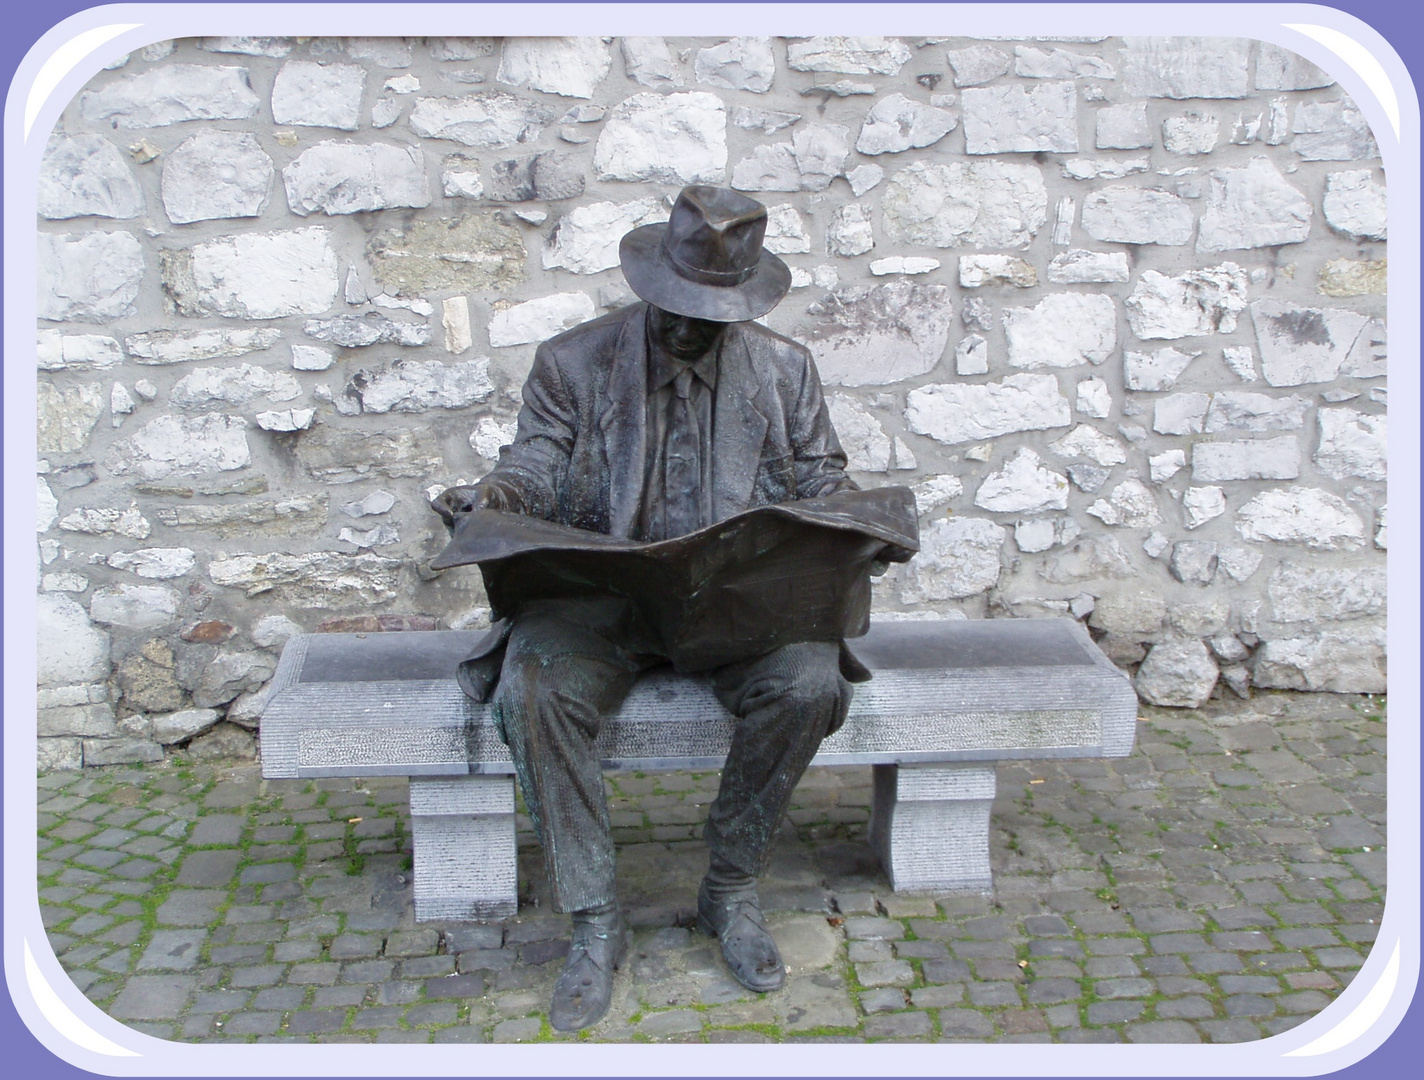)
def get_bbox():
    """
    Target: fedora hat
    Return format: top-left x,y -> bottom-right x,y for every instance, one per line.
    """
619,186 -> 792,323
